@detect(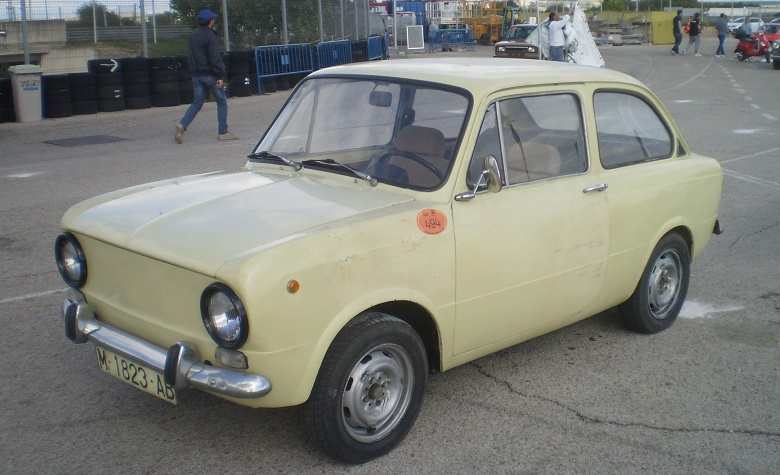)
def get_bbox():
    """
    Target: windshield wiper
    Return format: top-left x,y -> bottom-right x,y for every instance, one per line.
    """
248,151 -> 302,171
302,158 -> 378,186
